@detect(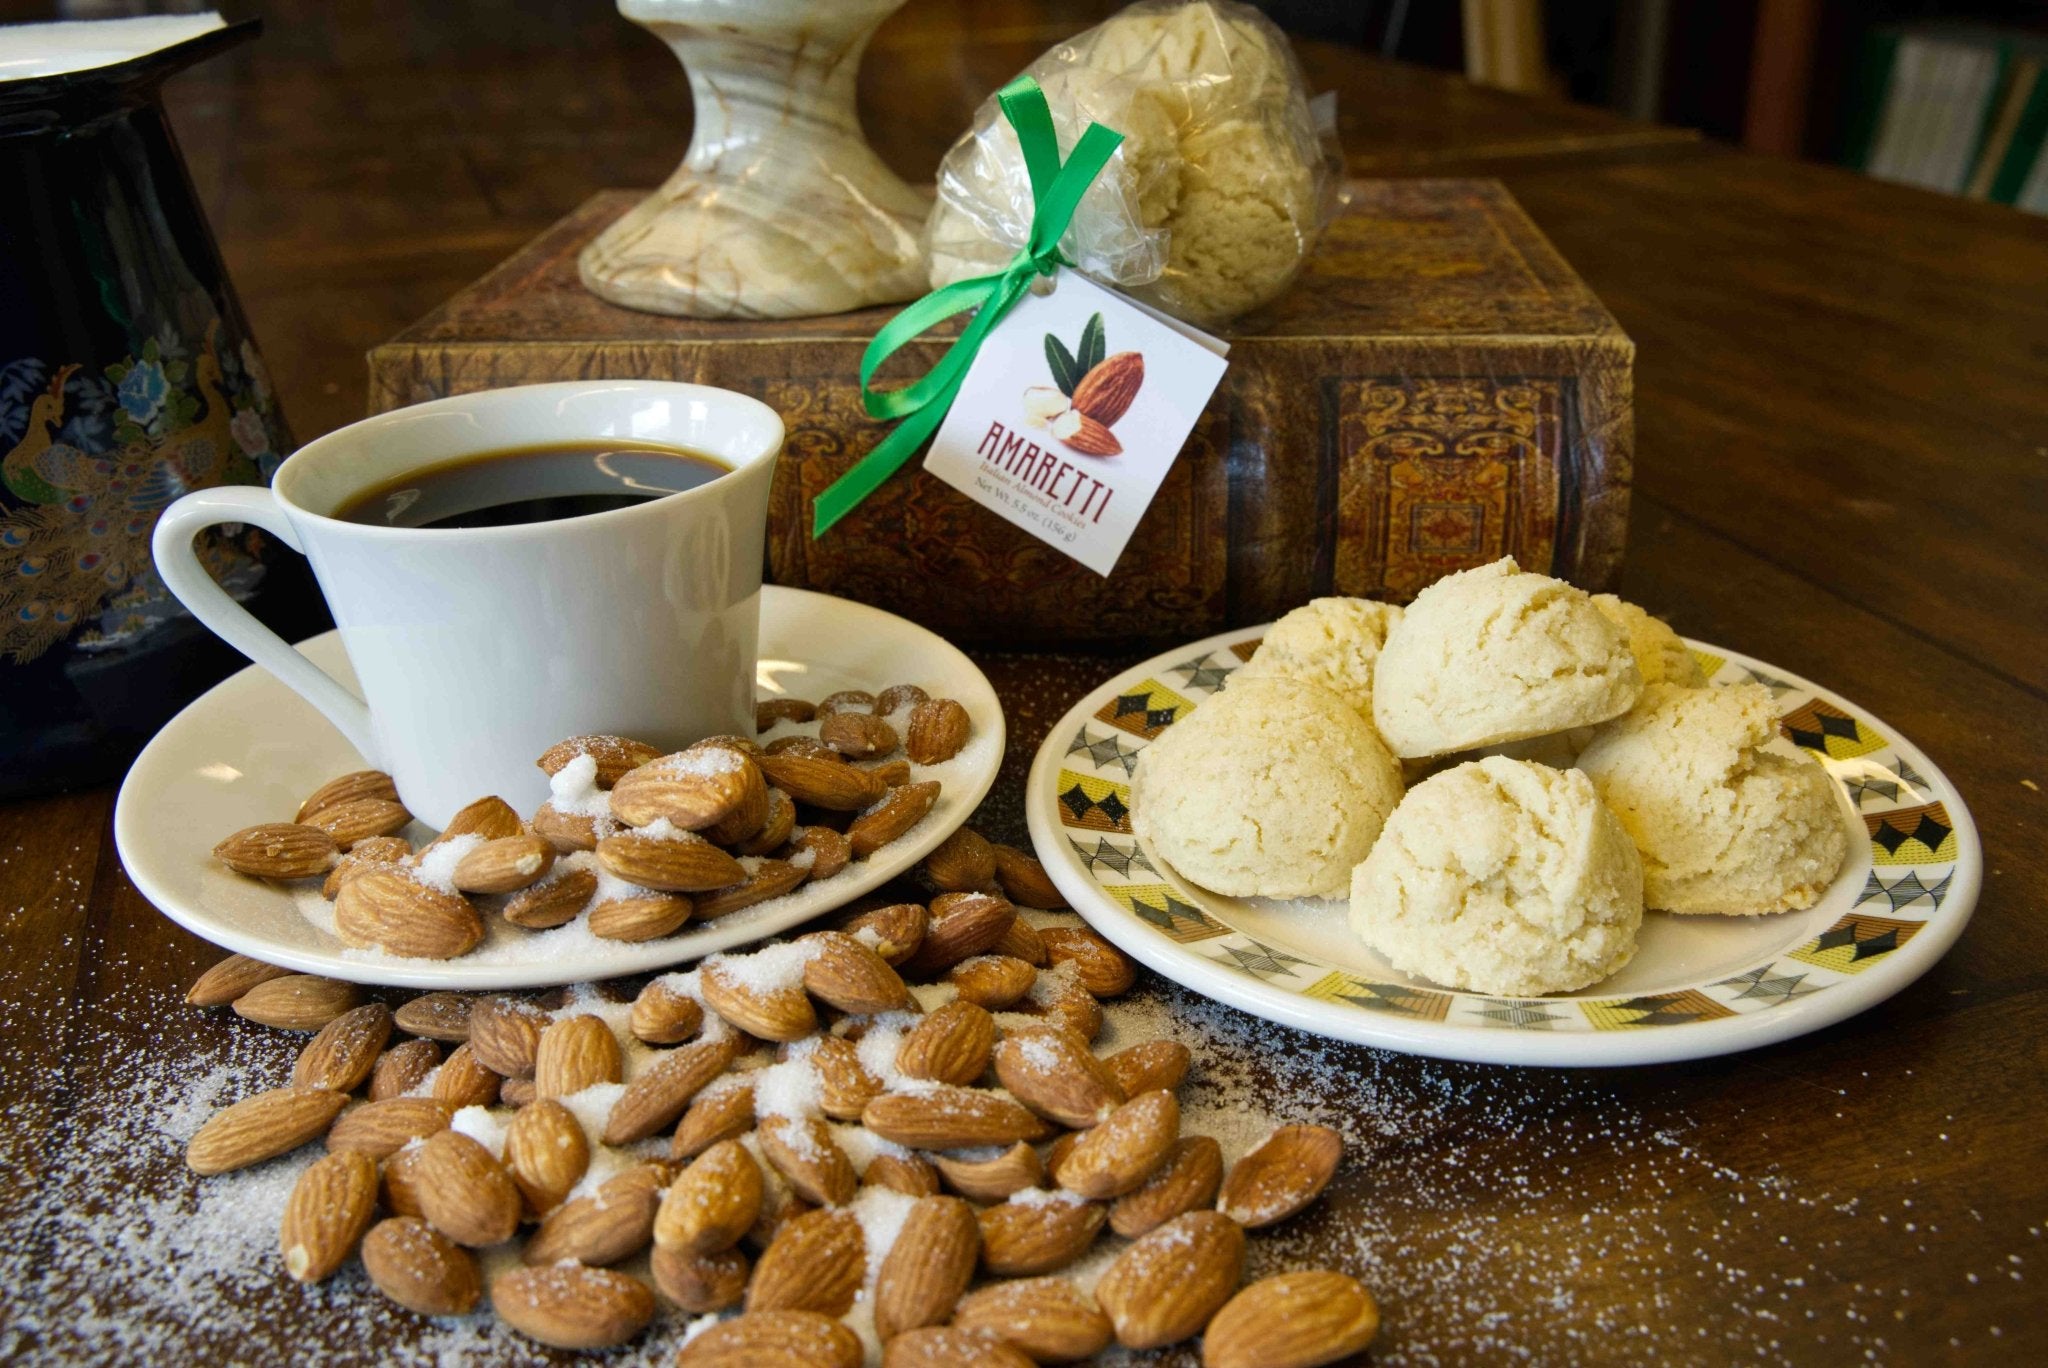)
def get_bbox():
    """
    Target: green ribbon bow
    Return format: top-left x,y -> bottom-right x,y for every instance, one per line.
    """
811,75 -> 1125,537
